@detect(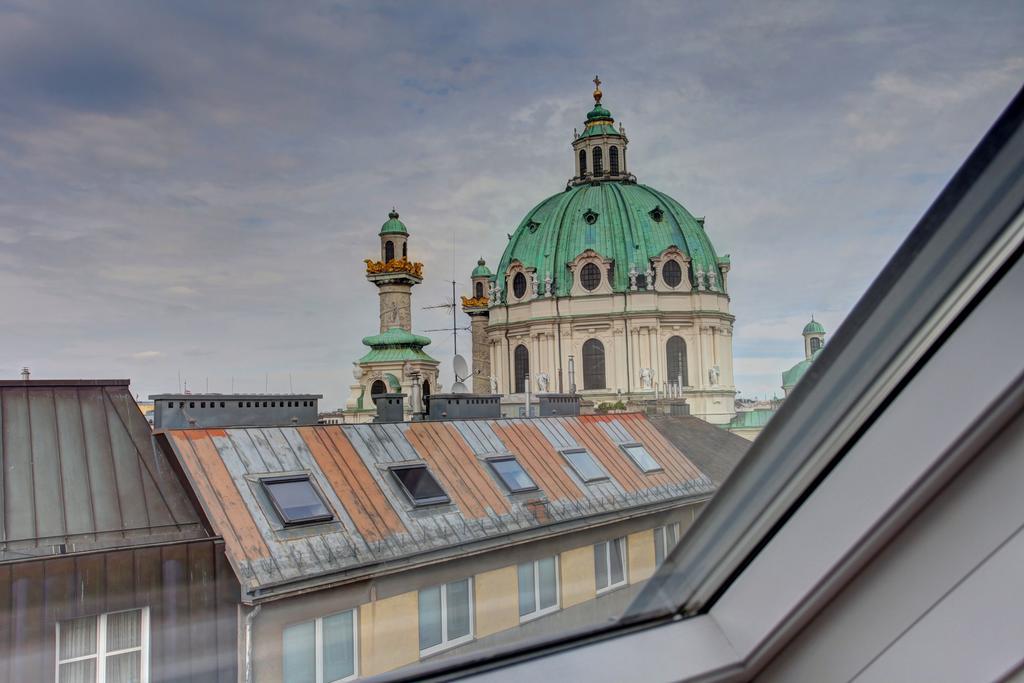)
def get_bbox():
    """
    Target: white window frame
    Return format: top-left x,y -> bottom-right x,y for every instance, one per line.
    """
620,443 -> 663,473
419,578 -> 475,657
518,557 -> 561,623
284,609 -> 359,683
55,607 -> 150,683
653,523 -> 682,566
594,538 -> 628,594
